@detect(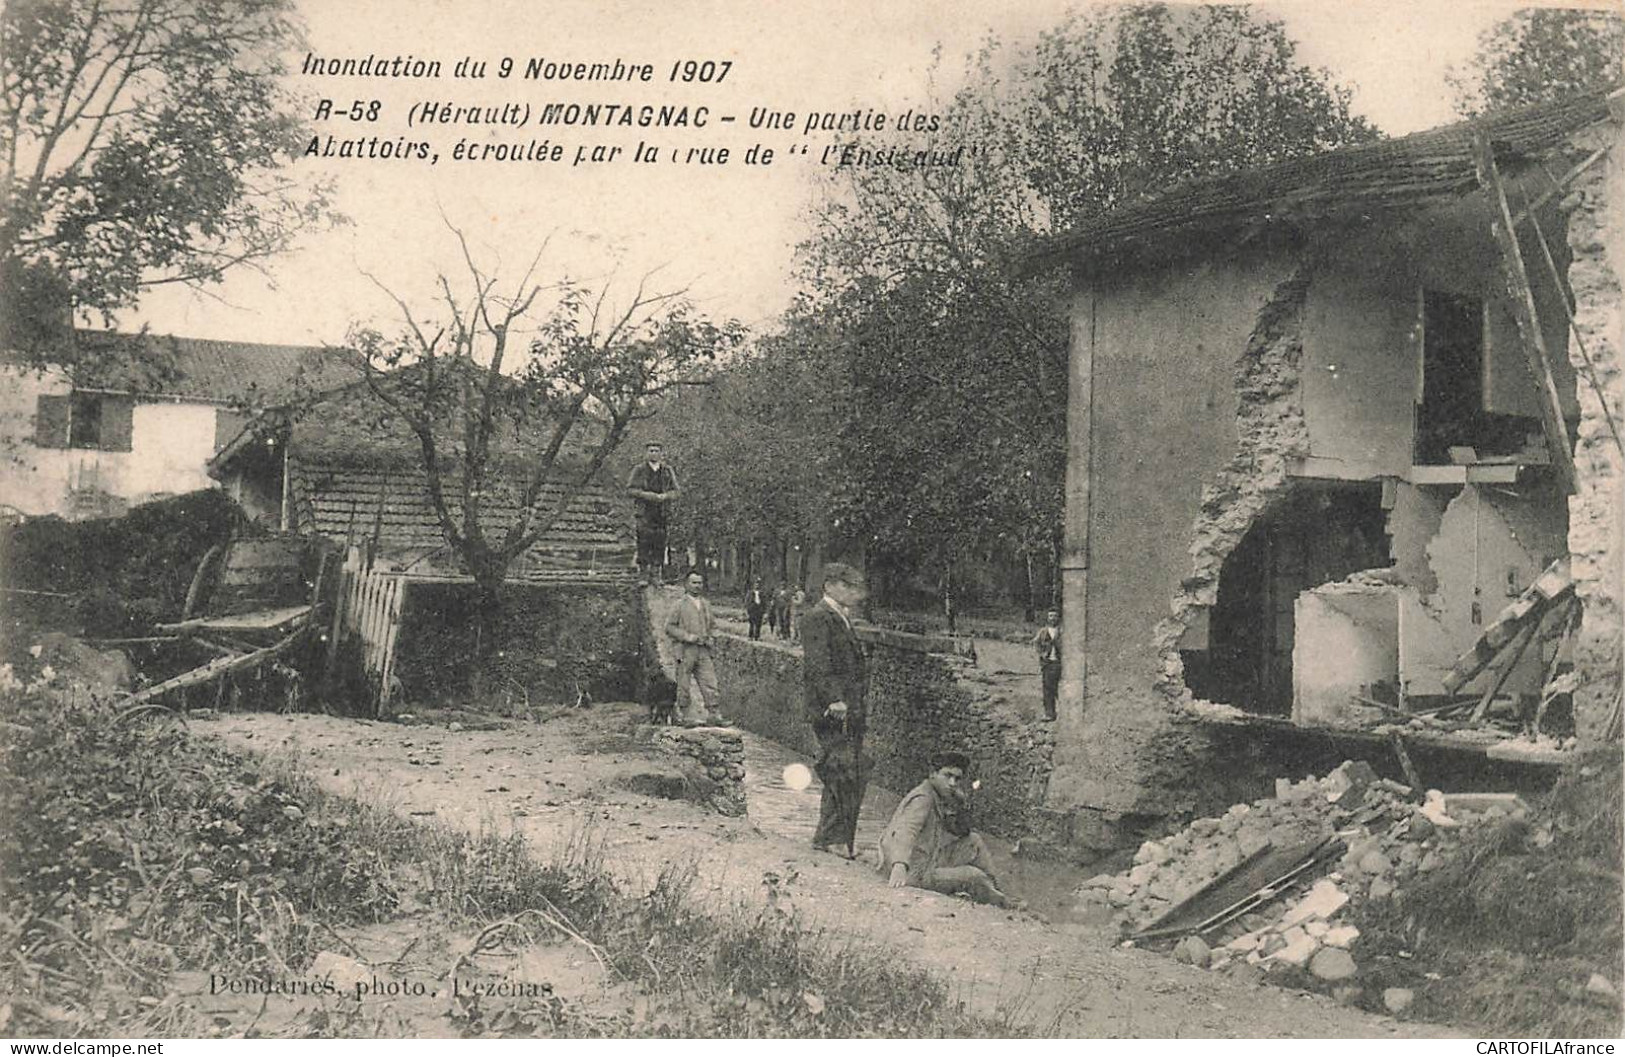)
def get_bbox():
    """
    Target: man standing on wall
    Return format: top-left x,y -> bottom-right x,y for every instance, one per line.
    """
627,442 -> 680,585
801,562 -> 870,858
664,570 -> 721,726
1033,608 -> 1062,721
